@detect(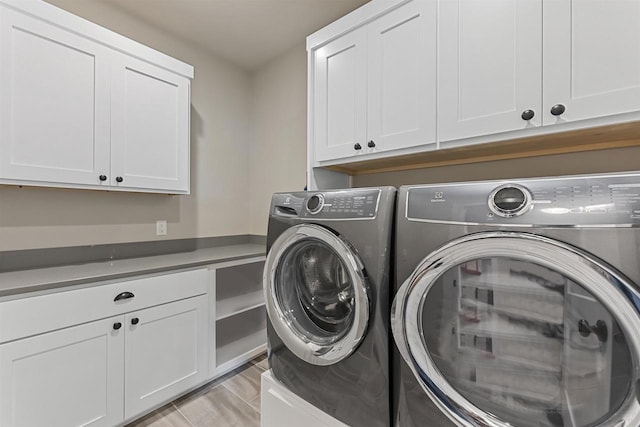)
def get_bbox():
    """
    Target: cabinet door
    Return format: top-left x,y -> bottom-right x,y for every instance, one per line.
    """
0,6 -> 111,186
0,317 -> 124,427
313,27 -> 368,162
438,0 -> 542,143
124,295 -> 207,420
543,0 -> 640,125
367,0 -> 436,153
111,54 -> 190,193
